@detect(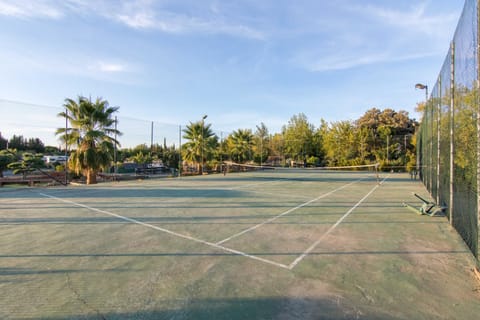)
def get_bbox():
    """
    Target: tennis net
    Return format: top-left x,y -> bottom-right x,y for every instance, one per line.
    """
223,162 -> 380,183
